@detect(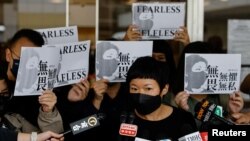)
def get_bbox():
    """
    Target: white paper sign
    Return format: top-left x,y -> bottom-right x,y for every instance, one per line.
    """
228,19 -> 250,65
96,41 -> 153,82
184,54 -> 241,94
43,40 -> 90,87
14,47 -> 60,96
36,26 -> 78,45
132,2 -> 186,40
